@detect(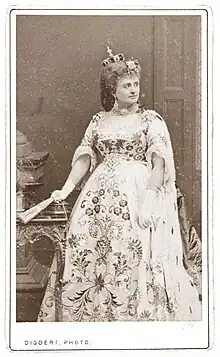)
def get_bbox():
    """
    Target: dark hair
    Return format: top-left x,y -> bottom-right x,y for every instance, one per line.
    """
100,60 -> 141,111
